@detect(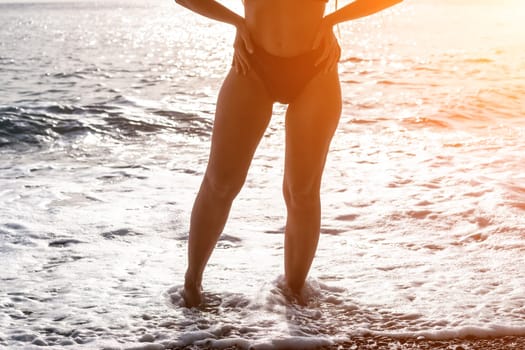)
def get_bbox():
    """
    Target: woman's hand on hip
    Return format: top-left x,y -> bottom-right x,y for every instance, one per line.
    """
232,20 -> 254,75
313,19 -> 340,73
